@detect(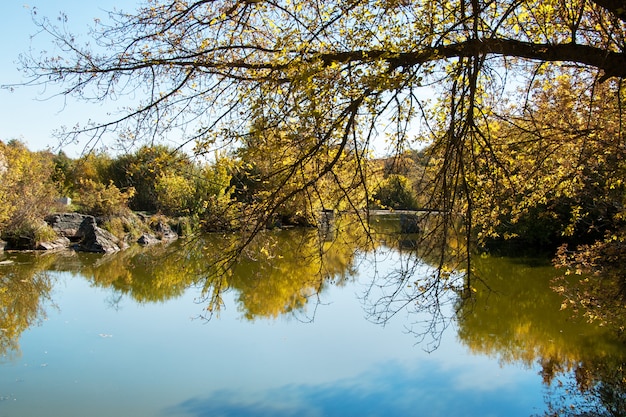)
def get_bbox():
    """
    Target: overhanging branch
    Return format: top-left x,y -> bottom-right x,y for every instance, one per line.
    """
316,38 -> 626,79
